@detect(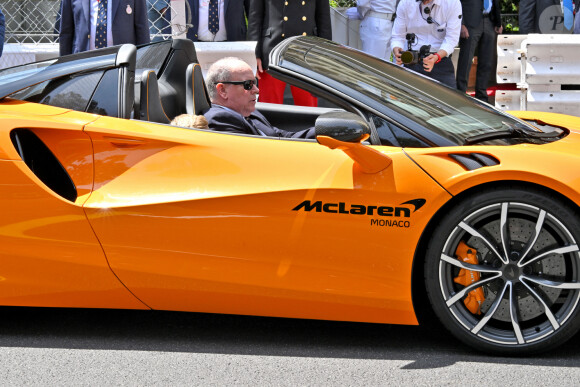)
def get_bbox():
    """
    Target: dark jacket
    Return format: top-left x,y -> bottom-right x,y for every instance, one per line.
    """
0,8 -> 5,58
59,0 -> 150,56
186,0 -> 250,42
518,0 -> 560,34
461,0 -> 501,28
204,106 -> 315,138
248,0 -> 332,69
